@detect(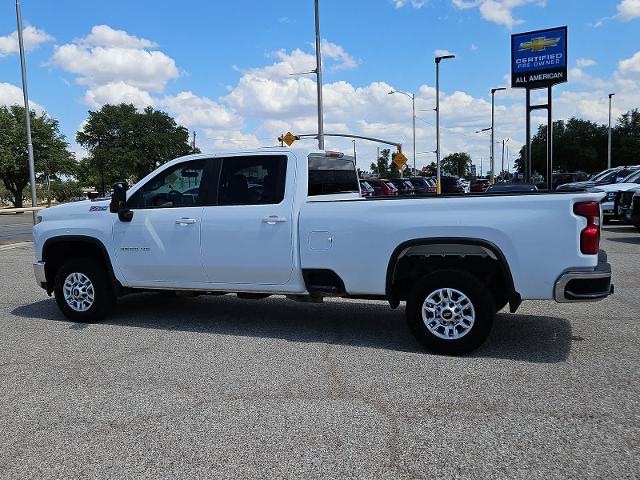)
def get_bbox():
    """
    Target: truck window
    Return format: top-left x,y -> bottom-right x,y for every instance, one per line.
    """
128,159 -> 208,209
218,155 -> 287,205
308,155 -> 358,196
